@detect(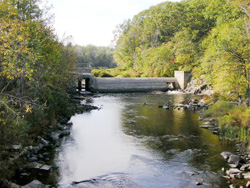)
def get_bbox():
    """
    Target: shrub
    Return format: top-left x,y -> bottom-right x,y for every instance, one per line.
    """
203,100 -> 235,118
